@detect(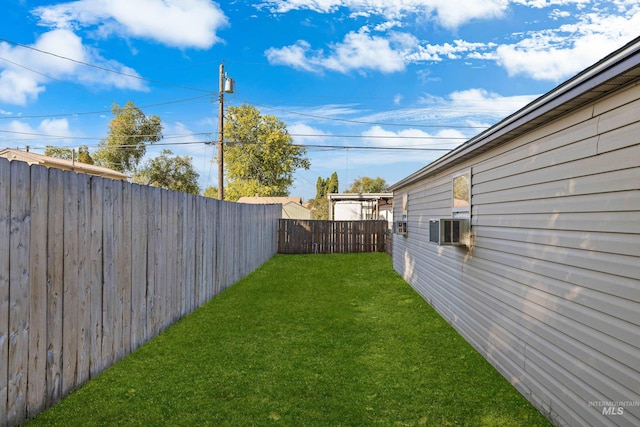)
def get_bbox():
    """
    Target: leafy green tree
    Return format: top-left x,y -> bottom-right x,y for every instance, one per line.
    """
315,171 -> 339,199
316,176 -> 326,199
45,145 -> 94,164
308,172 -> 339,219
345,176 -> 388,193
308,197 -> 329,220
224,179 -> 271,202
77,146 -> 94,164
93,101 -> 162,173
132,149 -> 200,195
327,172 -> 339,194
203,186 -> 218,199
45,146 -> 73,160
221,104 -> 310,201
